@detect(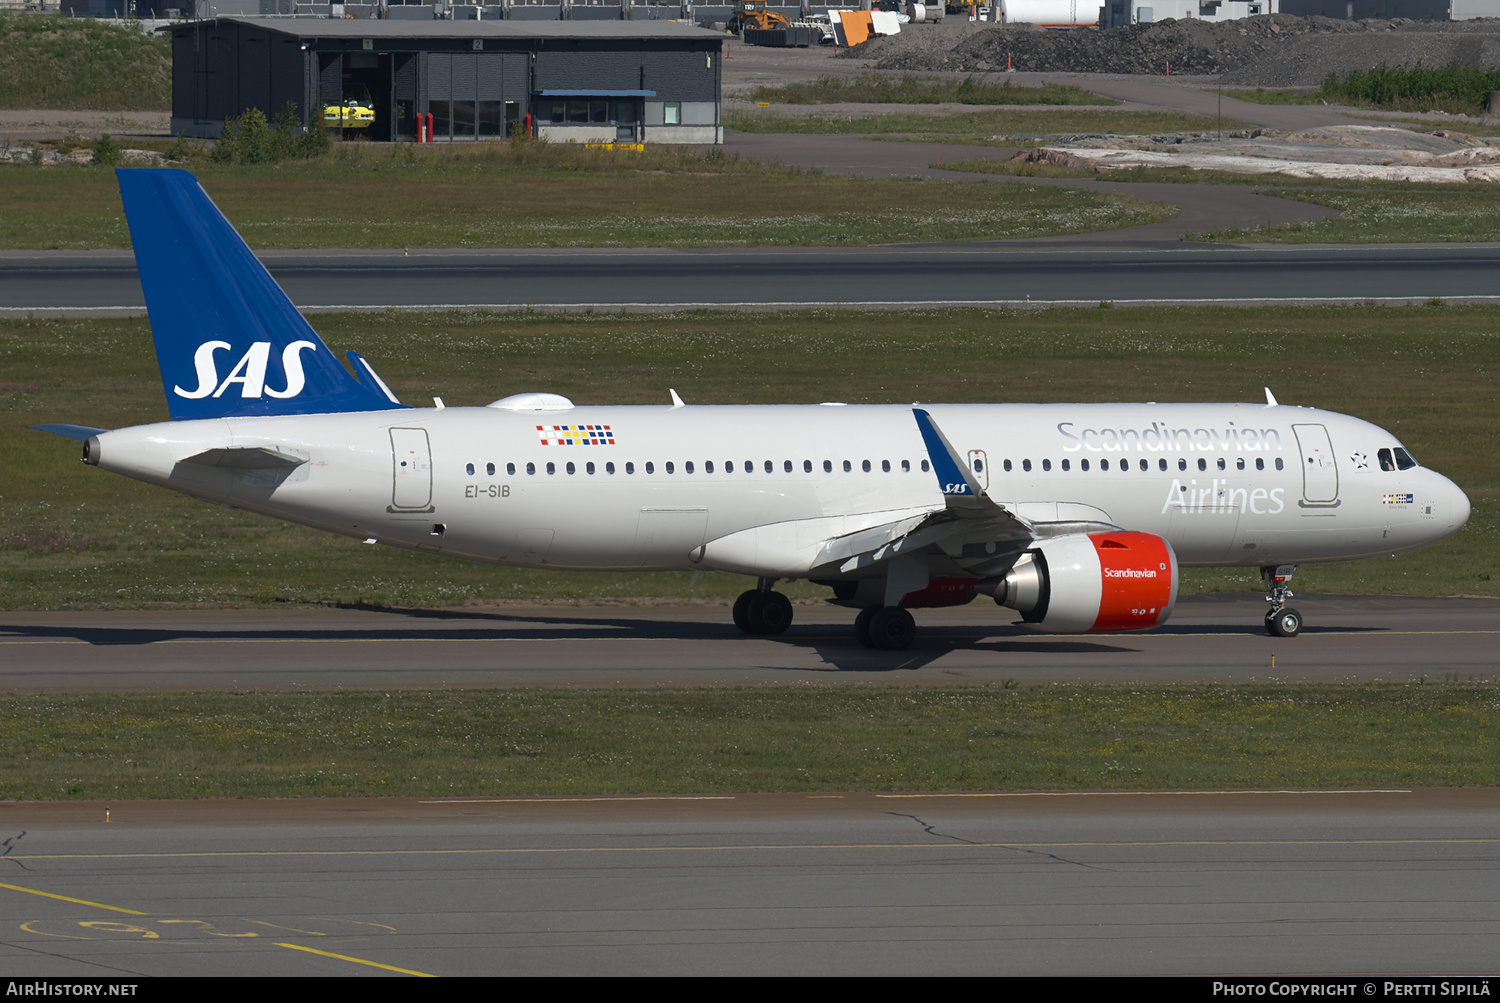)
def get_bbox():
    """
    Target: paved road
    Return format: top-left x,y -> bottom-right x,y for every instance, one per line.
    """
3,595 -> 1496,689
8,242 -> 1500,314
3,789 -> 1498,976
